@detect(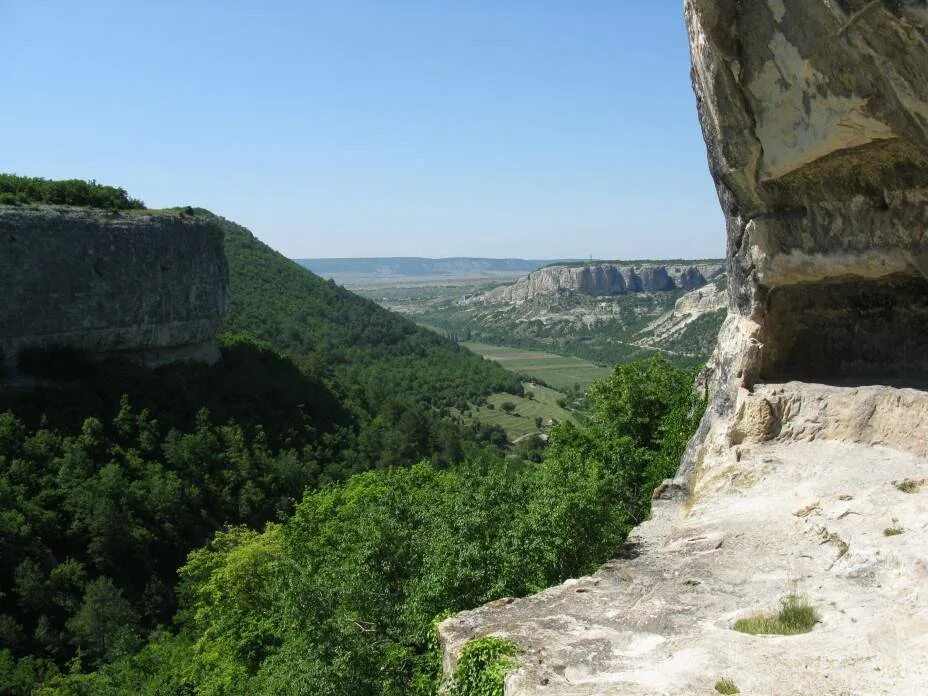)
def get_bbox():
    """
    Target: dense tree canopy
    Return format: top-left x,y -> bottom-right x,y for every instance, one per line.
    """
7,356 -> 702,695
